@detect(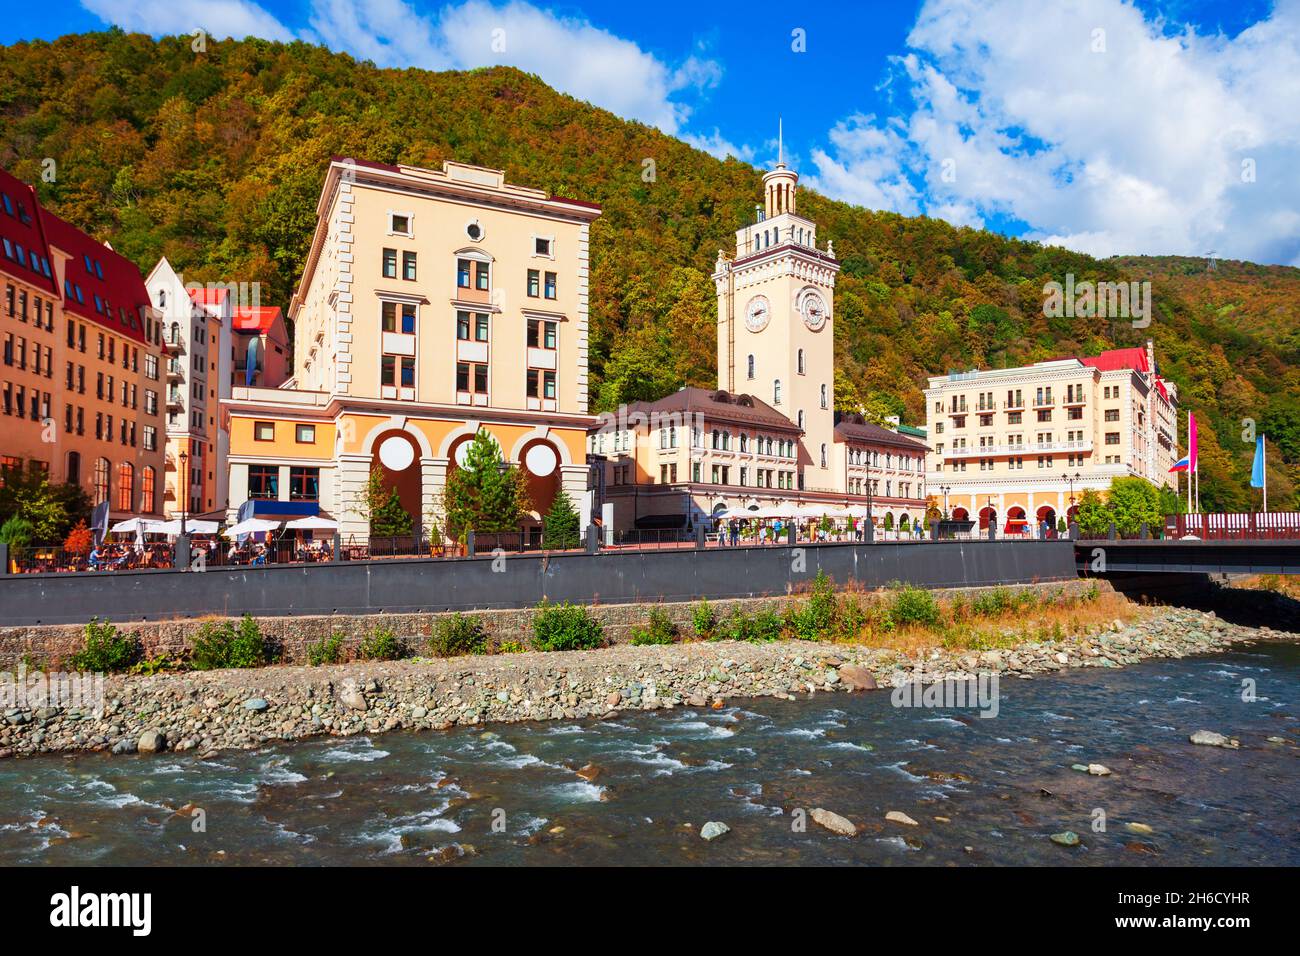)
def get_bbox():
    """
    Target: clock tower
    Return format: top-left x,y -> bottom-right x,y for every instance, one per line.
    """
713,126 -> 841,492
